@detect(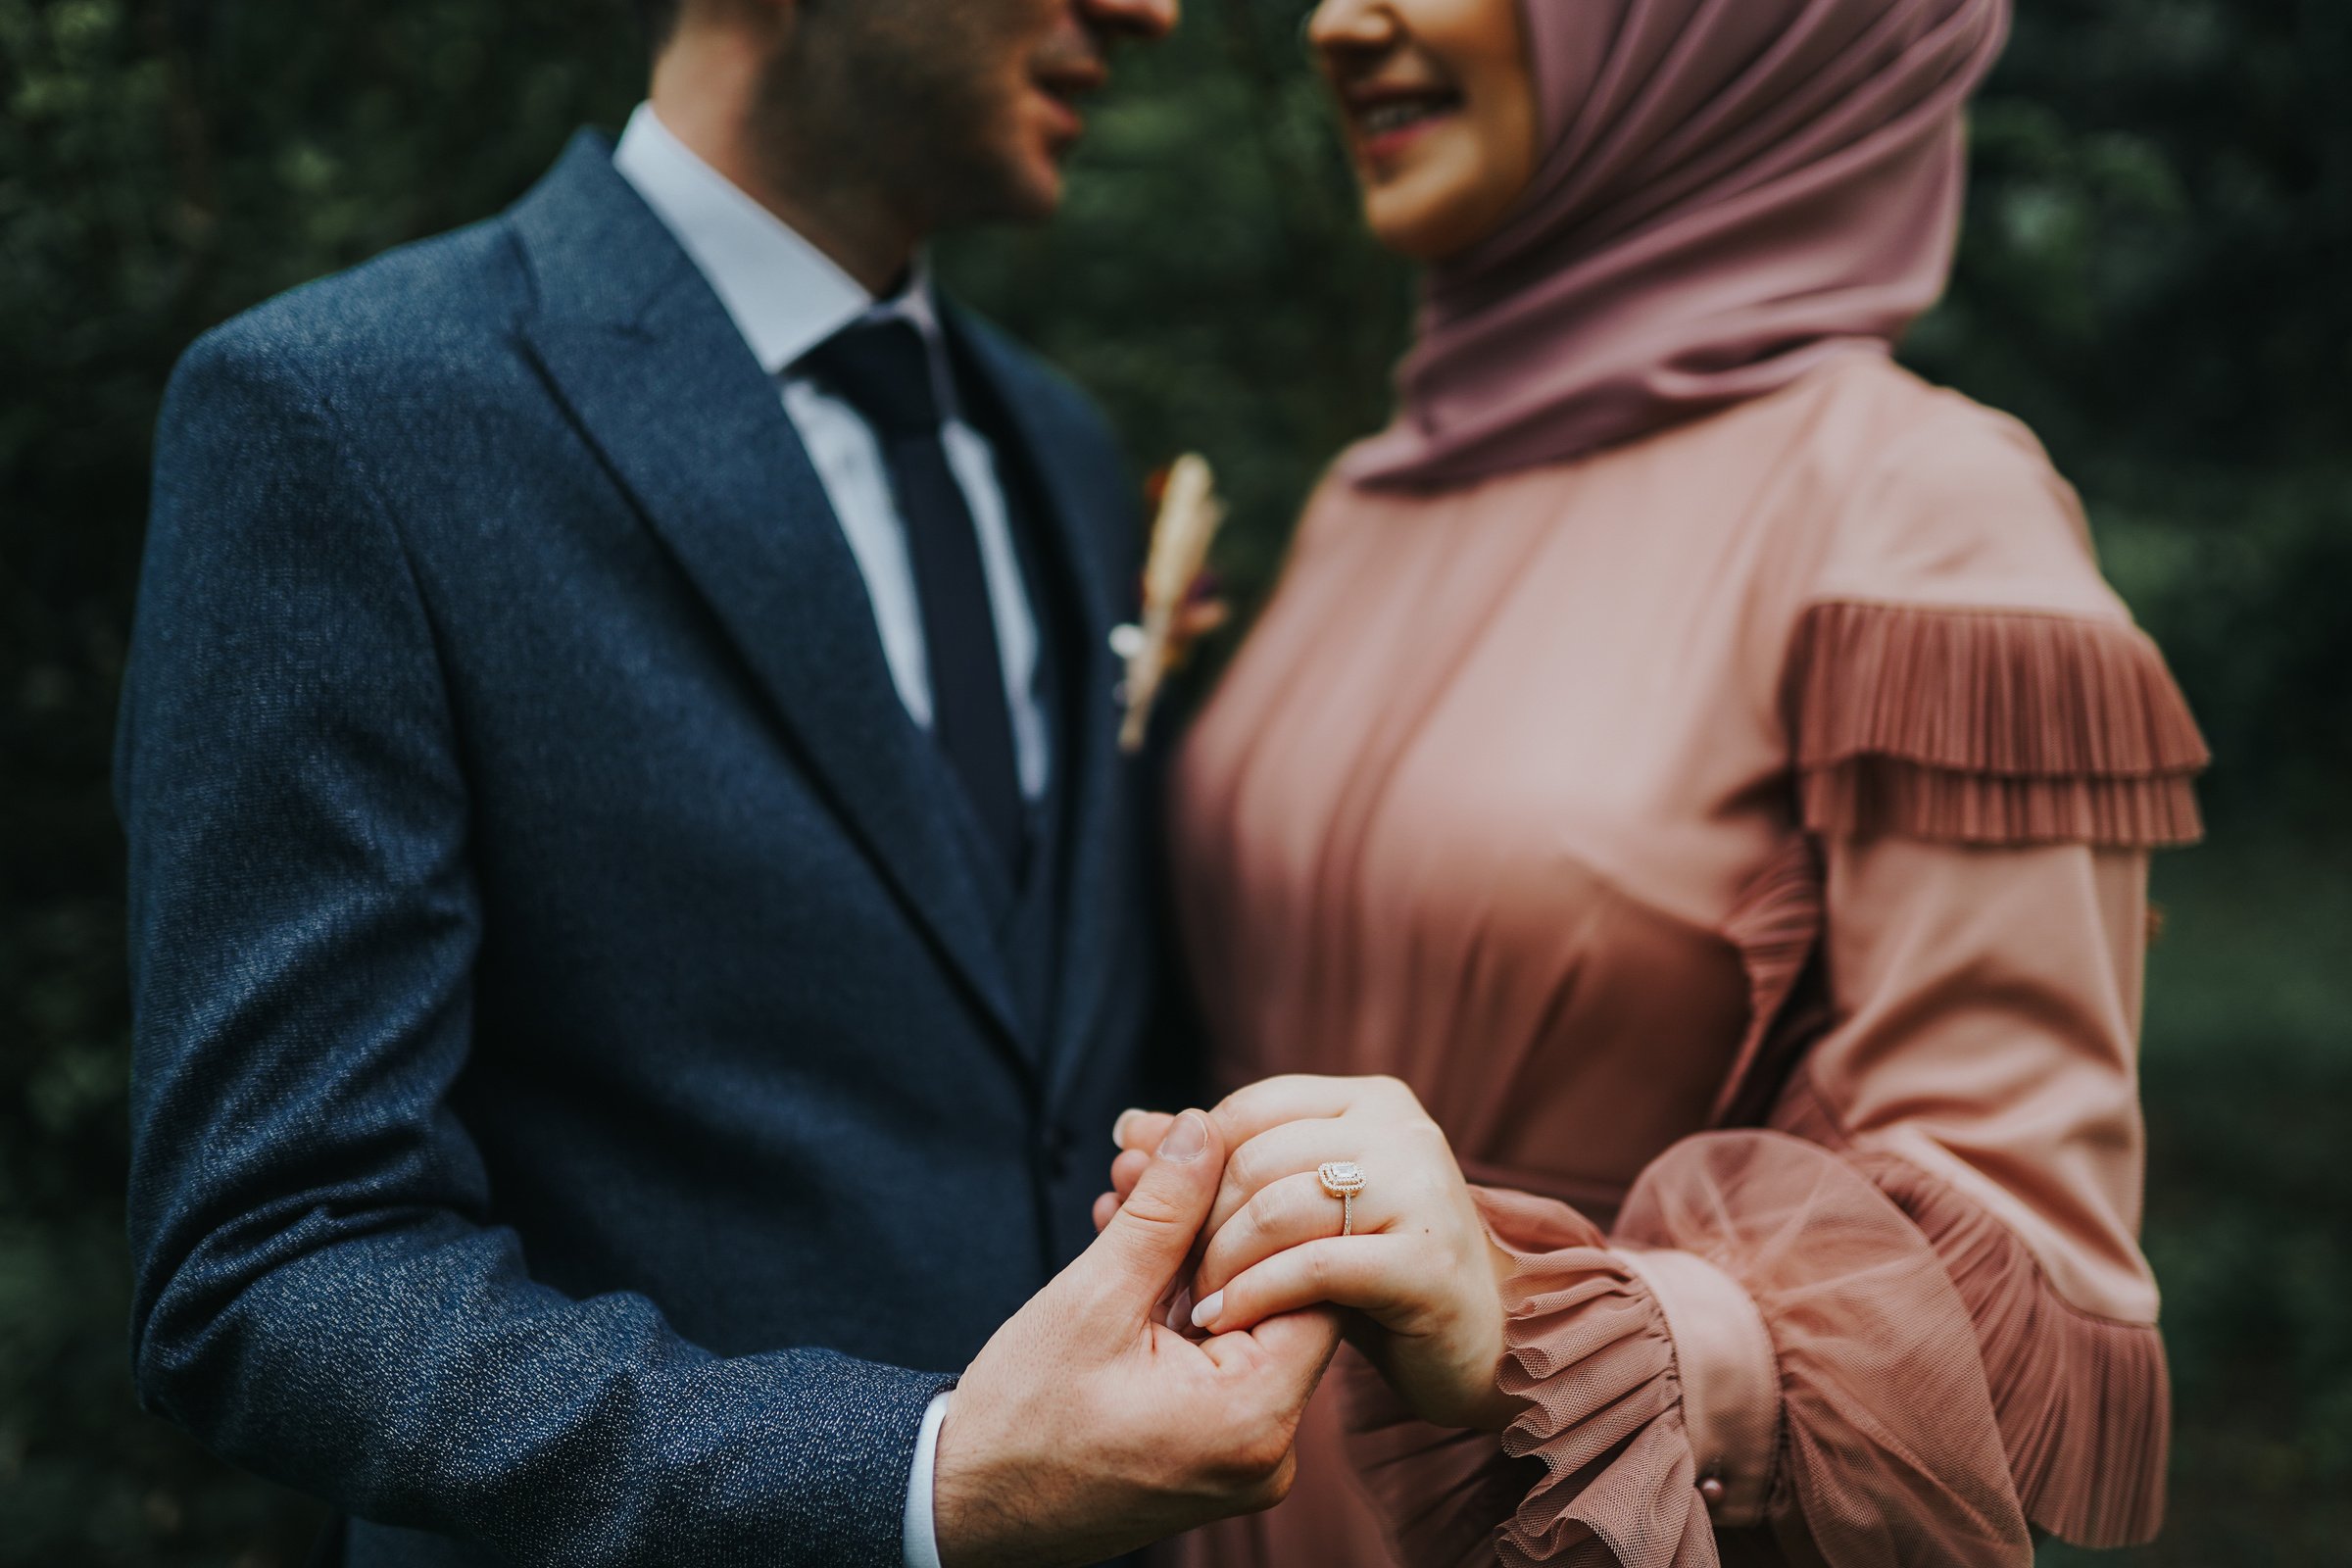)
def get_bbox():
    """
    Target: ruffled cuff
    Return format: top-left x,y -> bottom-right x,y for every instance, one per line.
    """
1481,1188 -> 1712,1568
1341,1187 -> 1684,1568
1623,1133 -> 2039,1565
1353,1135 -> 2043,1568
